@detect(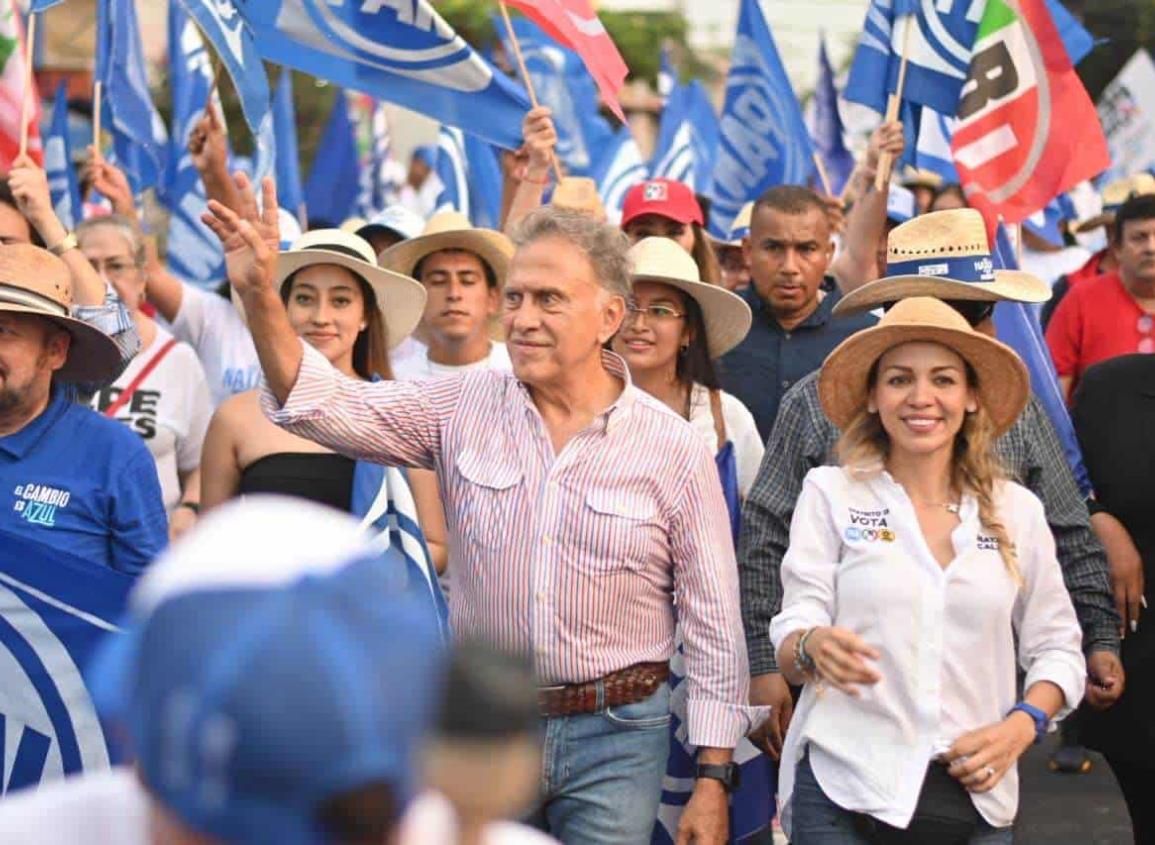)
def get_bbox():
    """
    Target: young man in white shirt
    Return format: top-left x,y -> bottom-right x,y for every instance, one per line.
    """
380,211 -> 516,380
